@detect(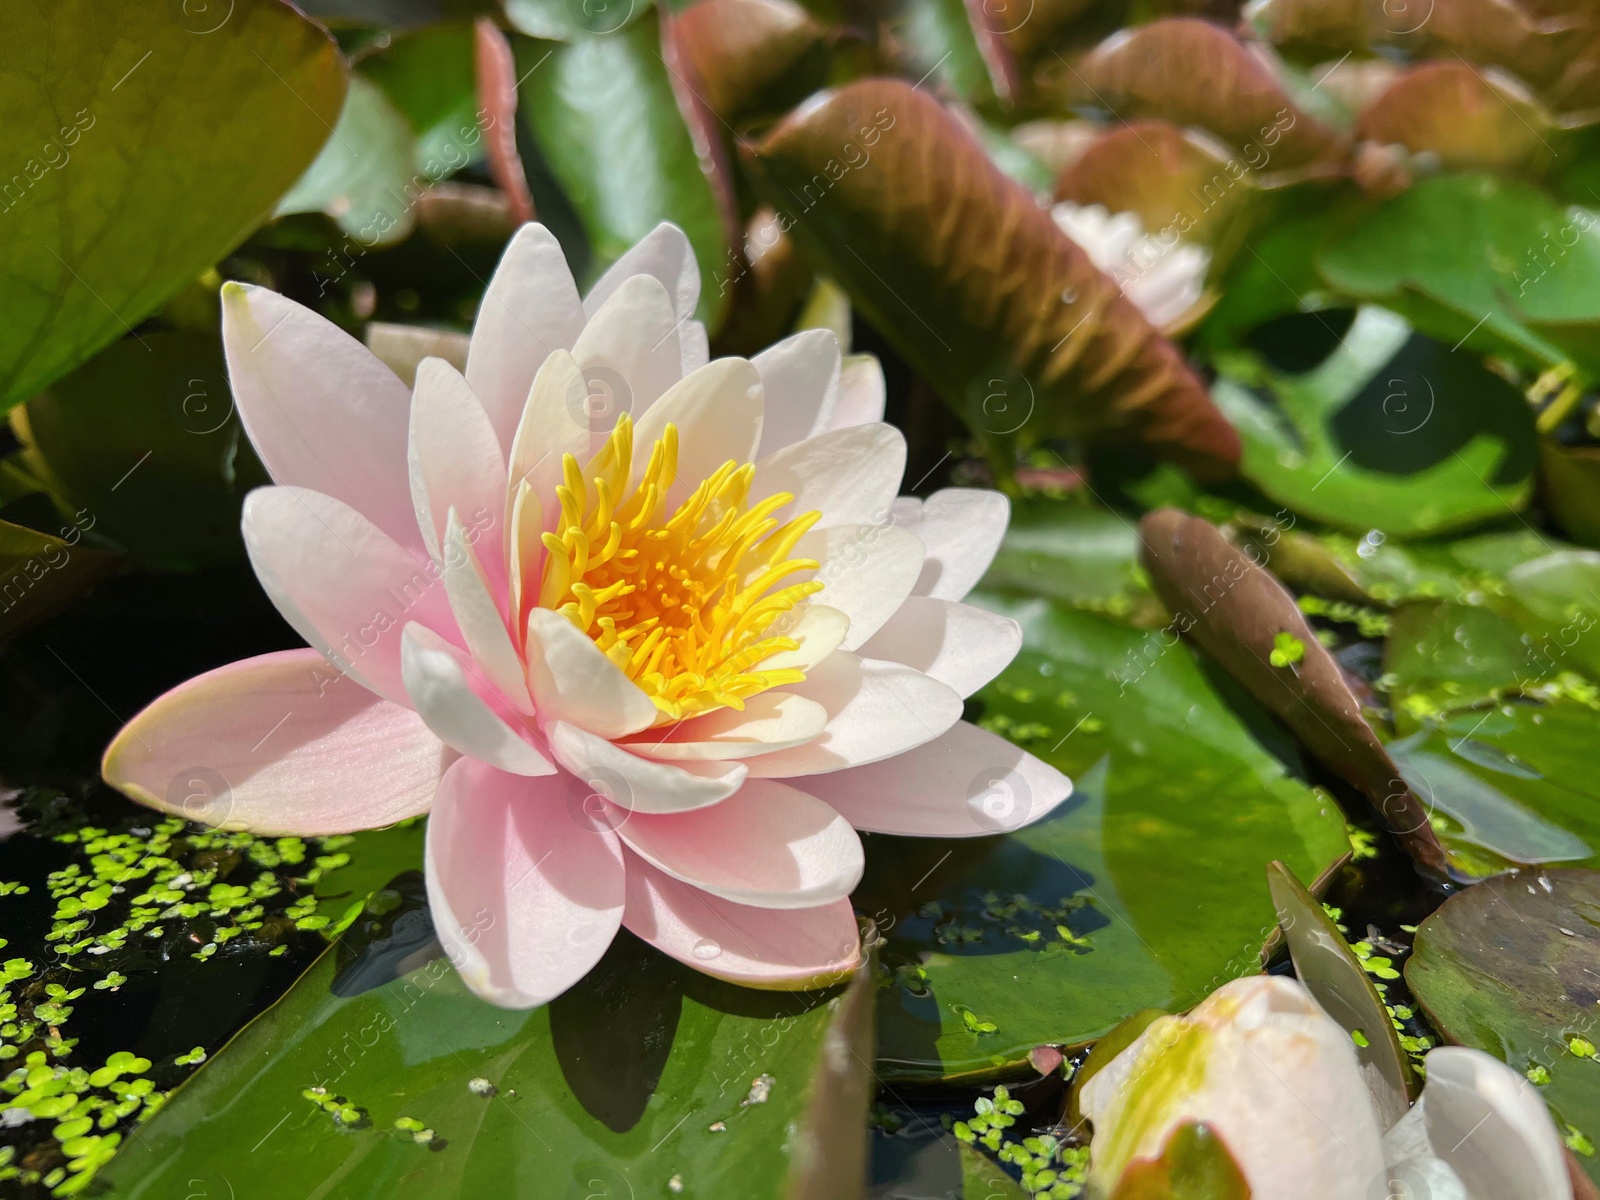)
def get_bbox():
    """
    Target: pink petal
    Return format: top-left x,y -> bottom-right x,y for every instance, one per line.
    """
222,283 -> 420,550
743,652 -> 963,778
859,596 -> 1021,697
800,719 -> 1073,836
621,691 -> 828,760
399,625 -> 554,777
891,489 -> 1010,602
798,524 -> 926,650
621,850 -> 861,989
440,511 -> 530,713
523,608 -> 658,738
614,778 -> 862,909
506,350 -> 591,526
754,422 -> 905,530
409,358 -> 509,573
102,649 -> 446,835
830,355 -> 886,430
753,328 -> 840,454
426,758 -> 625,1008
571,275 -> 683,422
242,487 -> 460,708
547,721 -> 746,813
631,358 -> 764,500
583,222 -> 699,324
465,224 -> 586,451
